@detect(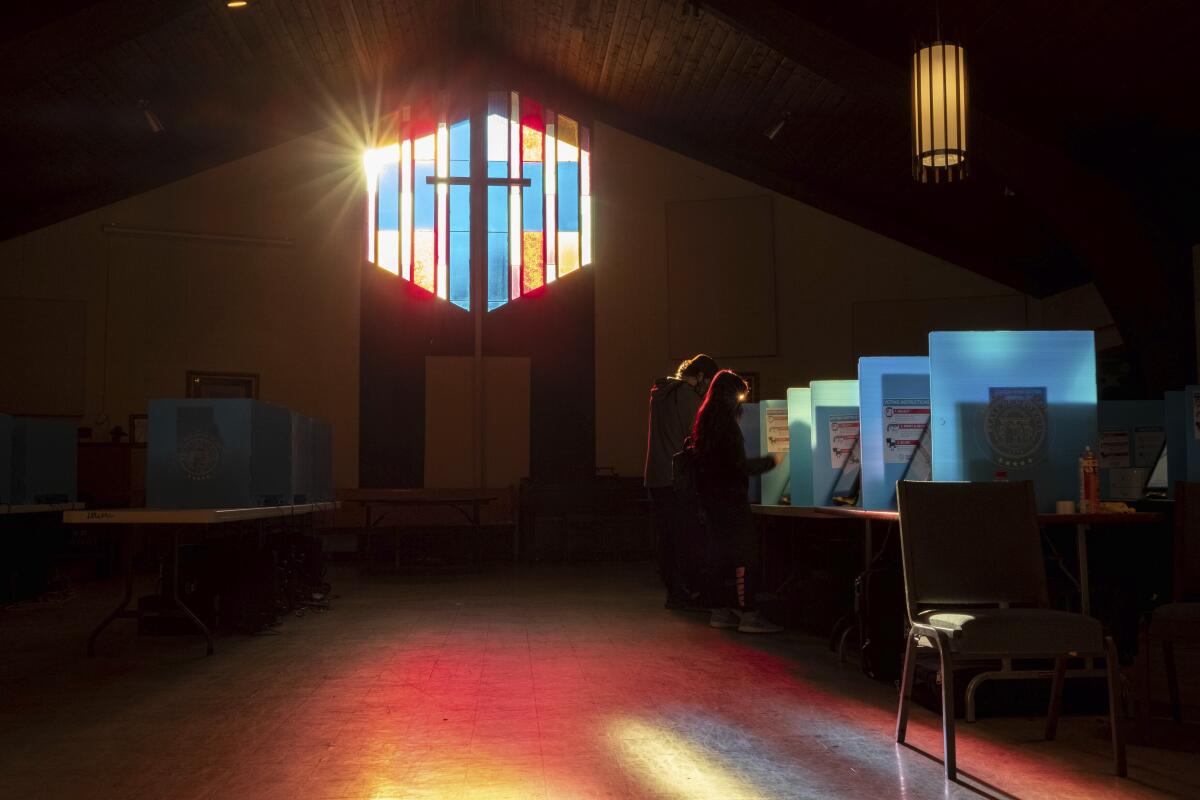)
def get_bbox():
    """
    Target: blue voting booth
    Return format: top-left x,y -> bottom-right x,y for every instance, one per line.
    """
8,418 -> 76,504
859,357 -> 930,510
1164,390 -> 1195,498
290,413 -> 335,503
1097,400 -> 1164,500
738,402 -> 762,503
786,388 -> 813,507
929,331 -> 1098,513
147,399 -> 293,509
1185,386 -> 1200,483
810,380 -> 860,506
759,399 -> 790,505
312,418 -> 333,502
291,412 -> 314,504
